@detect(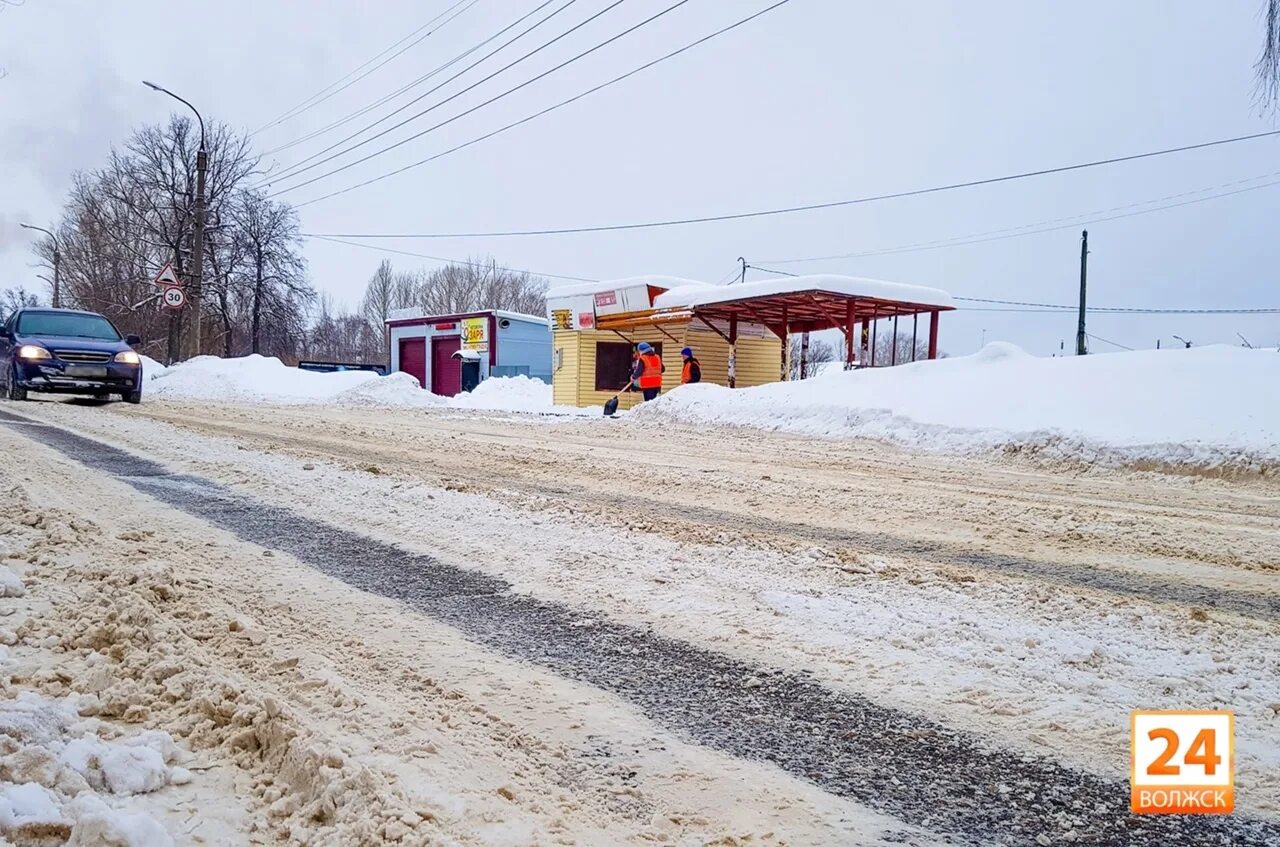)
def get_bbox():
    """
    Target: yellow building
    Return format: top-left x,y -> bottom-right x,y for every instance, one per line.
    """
546,275 -> 954,410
